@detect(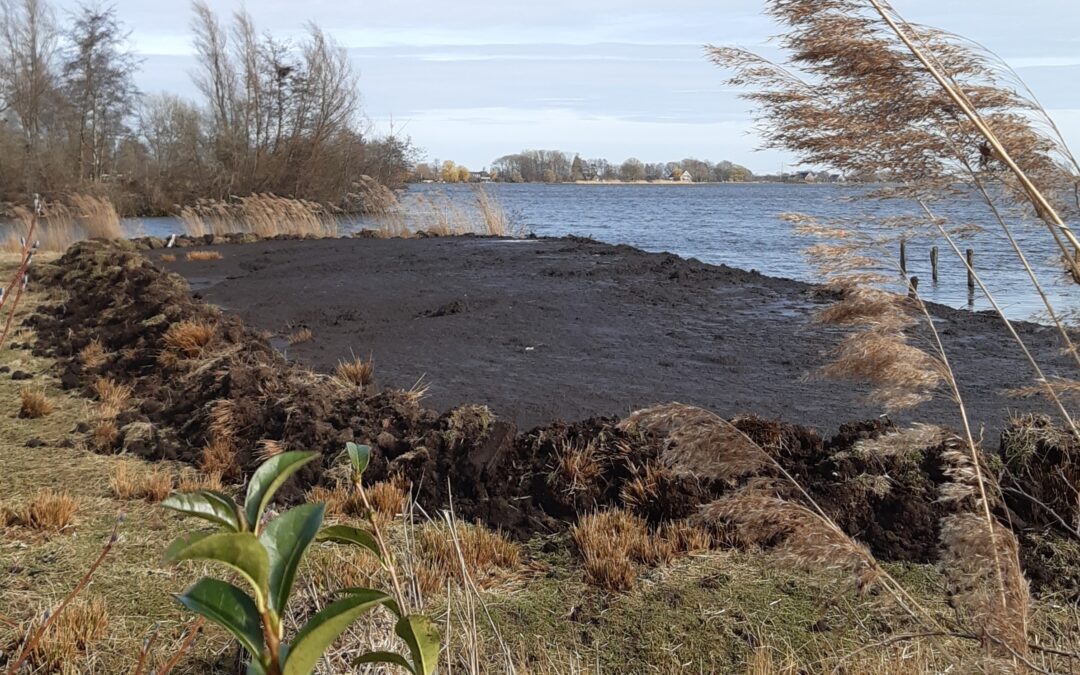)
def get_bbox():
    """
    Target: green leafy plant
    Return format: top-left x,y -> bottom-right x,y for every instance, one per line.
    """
162,448 -> 440,675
